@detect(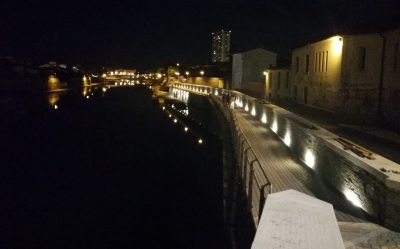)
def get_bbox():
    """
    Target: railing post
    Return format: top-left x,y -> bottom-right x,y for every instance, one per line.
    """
248,161 -> 255,213
258,183 -> 273,224
241,141 -> 248,178
243,147 -> 249,188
